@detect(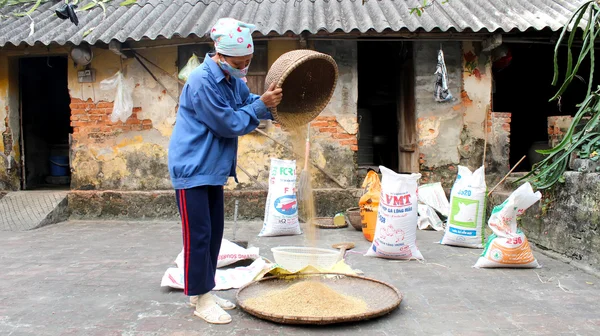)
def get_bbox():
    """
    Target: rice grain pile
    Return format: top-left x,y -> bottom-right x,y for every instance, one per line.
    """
244,281 -> 368,317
